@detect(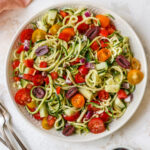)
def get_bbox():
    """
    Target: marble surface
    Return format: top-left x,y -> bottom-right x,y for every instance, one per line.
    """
0,0 -> 150,149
